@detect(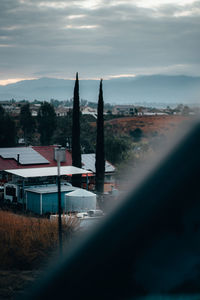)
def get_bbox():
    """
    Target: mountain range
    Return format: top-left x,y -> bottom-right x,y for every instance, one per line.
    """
0,75 -> 199,106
